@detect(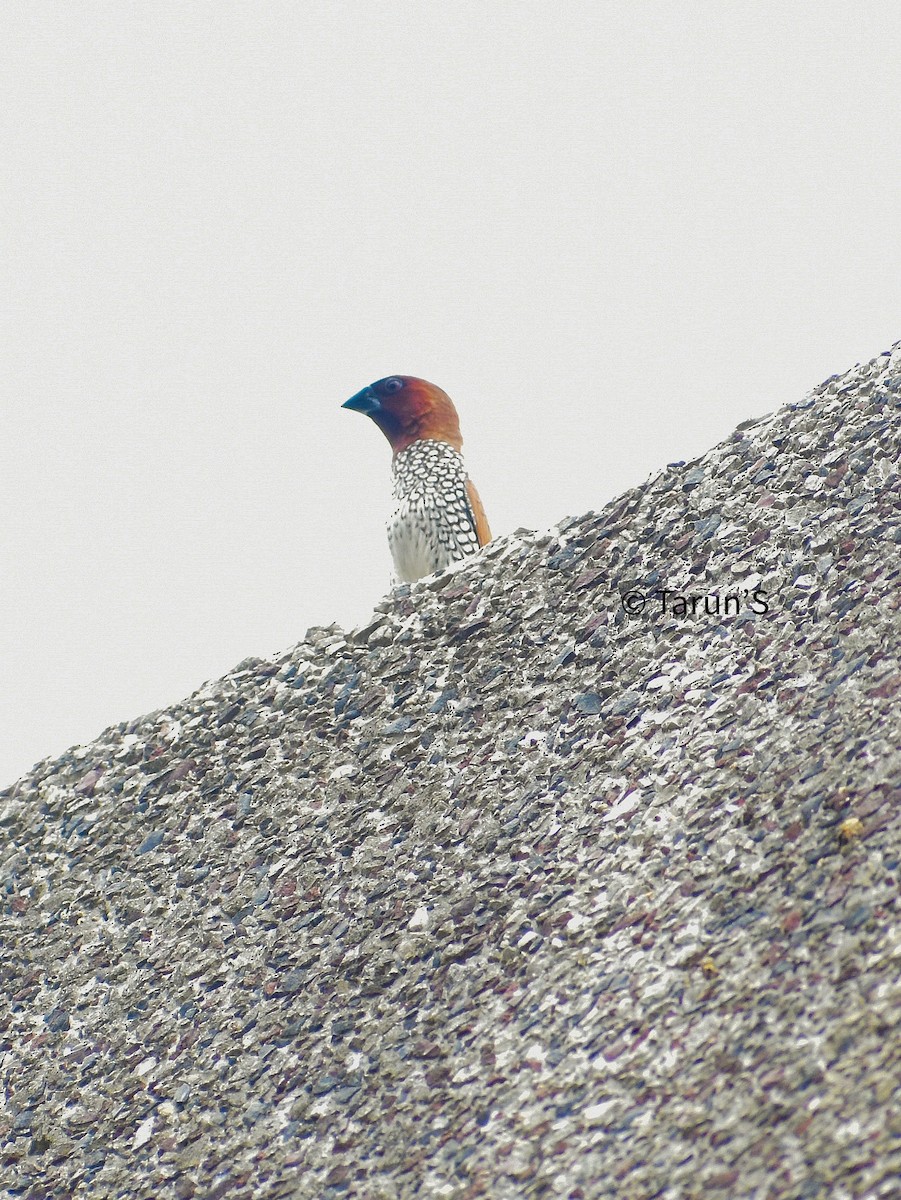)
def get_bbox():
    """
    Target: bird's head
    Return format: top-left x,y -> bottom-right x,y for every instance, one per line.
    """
342,375 -> 463,455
